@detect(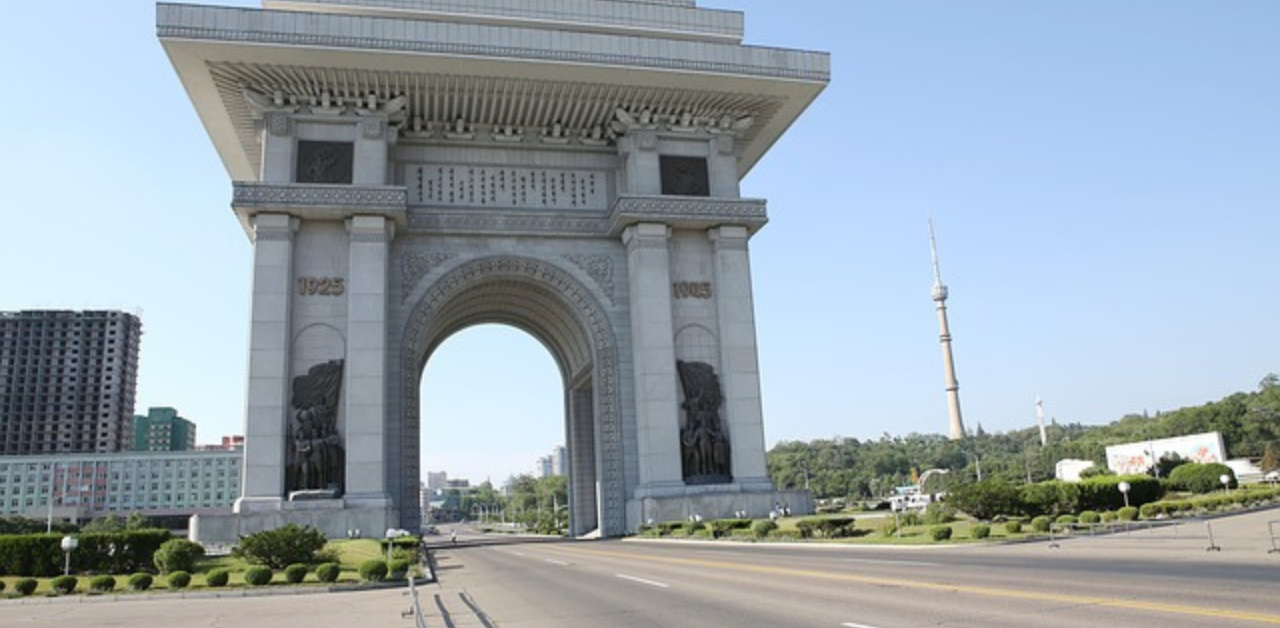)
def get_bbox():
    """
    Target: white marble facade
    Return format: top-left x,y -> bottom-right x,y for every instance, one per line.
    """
160,0 -> 828,541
